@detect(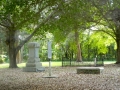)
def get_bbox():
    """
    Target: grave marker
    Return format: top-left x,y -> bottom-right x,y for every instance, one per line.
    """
23,42 -> 45,72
